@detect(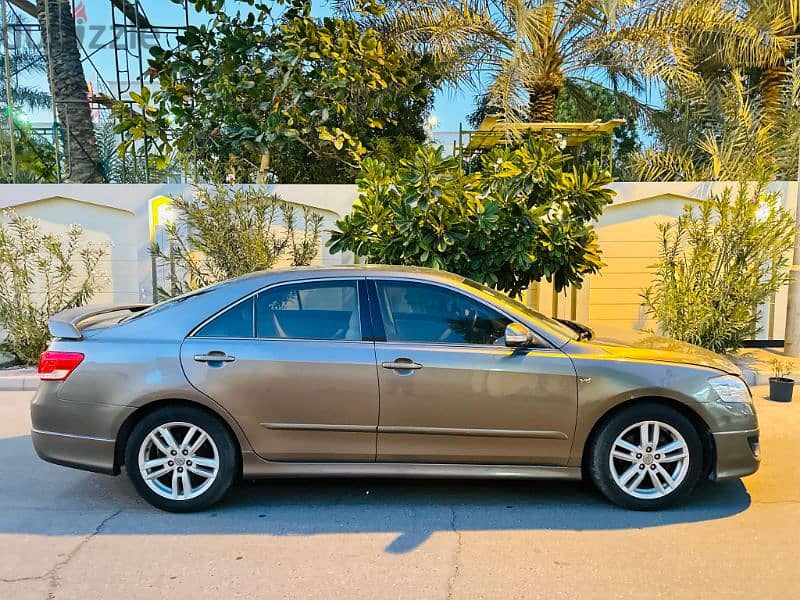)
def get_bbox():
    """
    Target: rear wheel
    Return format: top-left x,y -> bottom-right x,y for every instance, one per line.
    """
588,403 -> 703,510
124,406 -> 237,512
